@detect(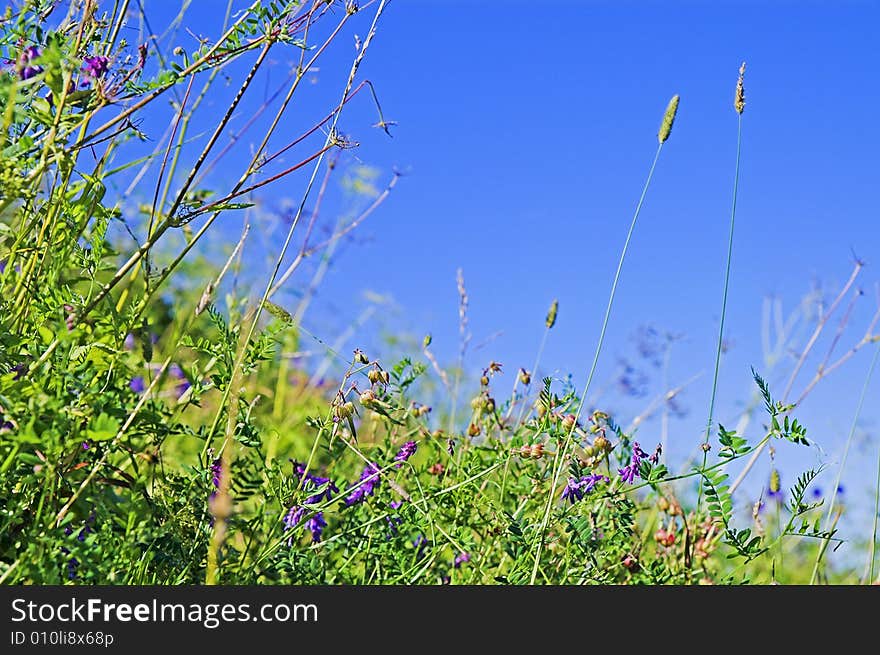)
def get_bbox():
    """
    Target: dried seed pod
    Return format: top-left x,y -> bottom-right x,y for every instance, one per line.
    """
467,422 -> 481,437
